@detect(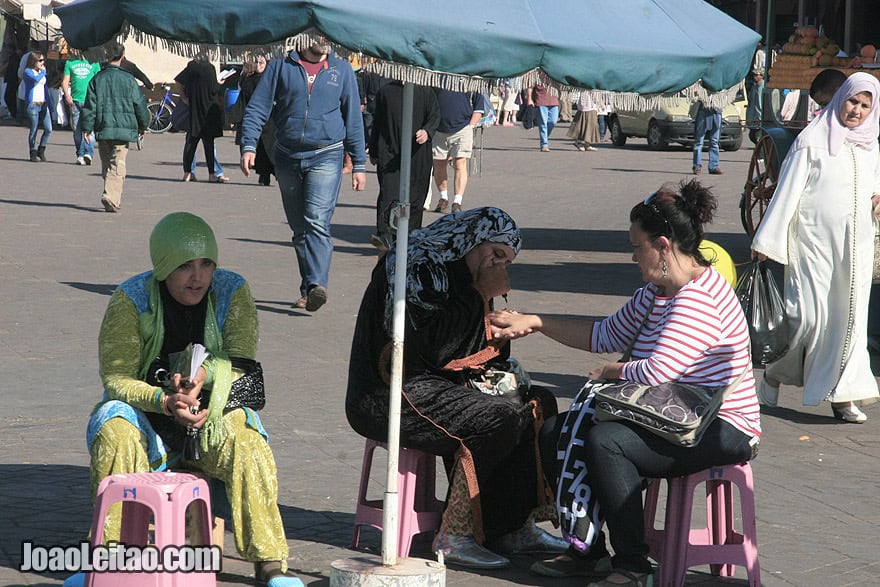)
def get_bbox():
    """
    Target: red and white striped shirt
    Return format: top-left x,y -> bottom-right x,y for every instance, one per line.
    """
592,267 -> 761,438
